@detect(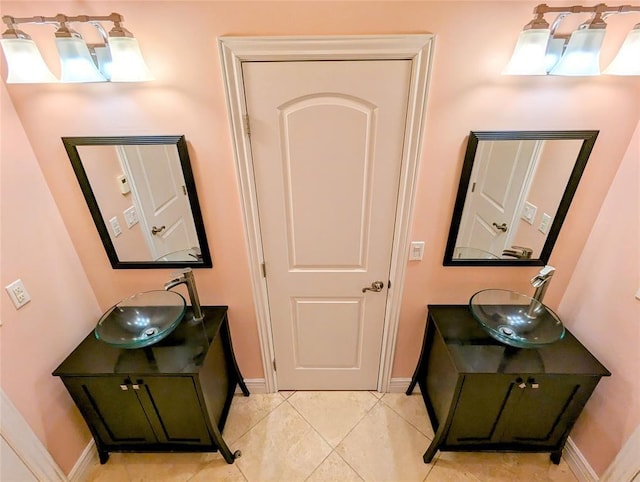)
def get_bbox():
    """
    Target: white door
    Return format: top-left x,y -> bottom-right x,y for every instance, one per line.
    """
120,145 -> 199,260
457,140 -> 539,257
243,60 -> 411,390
